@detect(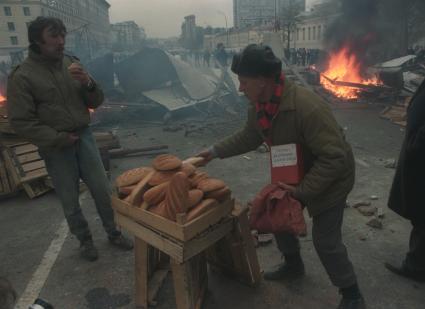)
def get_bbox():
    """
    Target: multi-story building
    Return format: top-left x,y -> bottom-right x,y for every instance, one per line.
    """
233,0 -> 276,29
110,21 -> 143,51
0,0 -> 111,62
305,0 -> 329,12
233,0 -> 306,30
291,0 -> 340,50
181,15 -> 196,47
